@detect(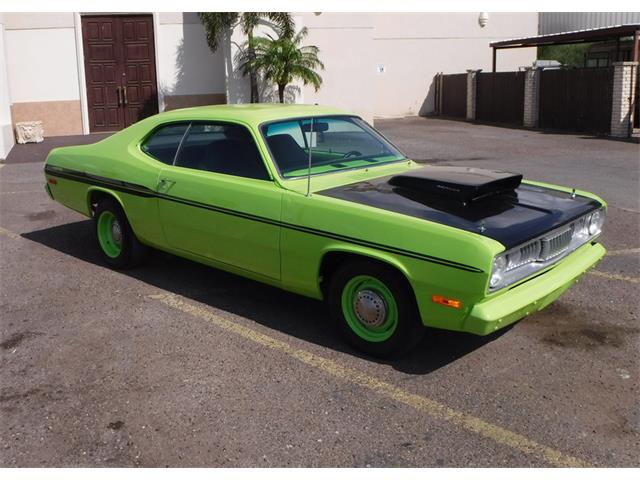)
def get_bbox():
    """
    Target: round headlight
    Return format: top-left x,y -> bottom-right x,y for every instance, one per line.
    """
588,210 -> 604,235
490,255 -> 507,289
